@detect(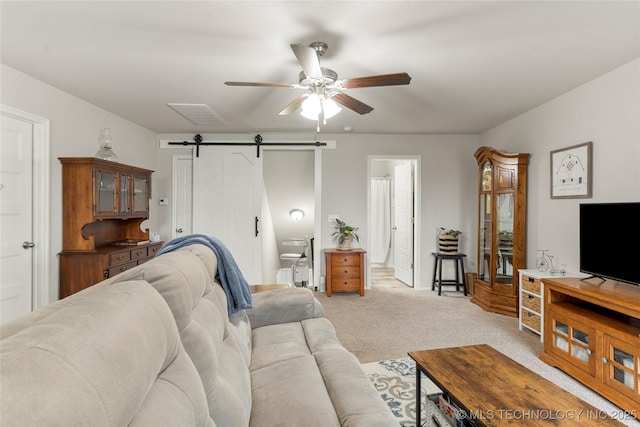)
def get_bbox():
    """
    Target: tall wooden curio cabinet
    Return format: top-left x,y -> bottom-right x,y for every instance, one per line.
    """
471,147 -> 529,317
